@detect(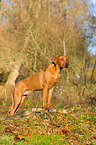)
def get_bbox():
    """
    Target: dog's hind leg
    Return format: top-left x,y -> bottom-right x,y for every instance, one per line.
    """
14,95 -> 27,114
10,90 -> 30,116
14,91 -> 31,114
10,95 -> 22,116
